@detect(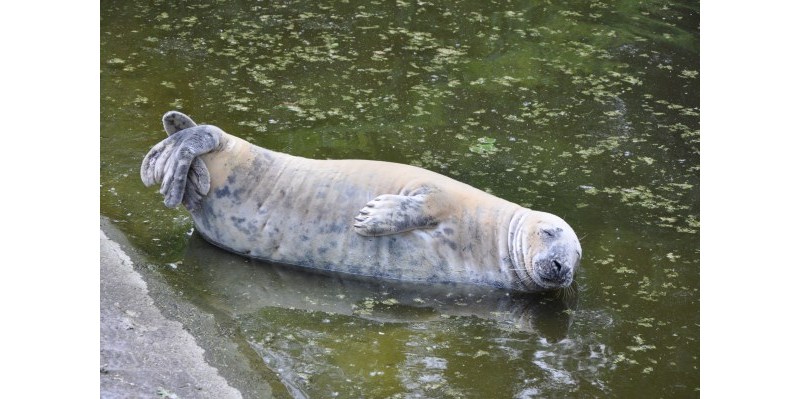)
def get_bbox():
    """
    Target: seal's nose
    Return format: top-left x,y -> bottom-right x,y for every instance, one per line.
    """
553,260 -> 563,272
552,259 -> 573,281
